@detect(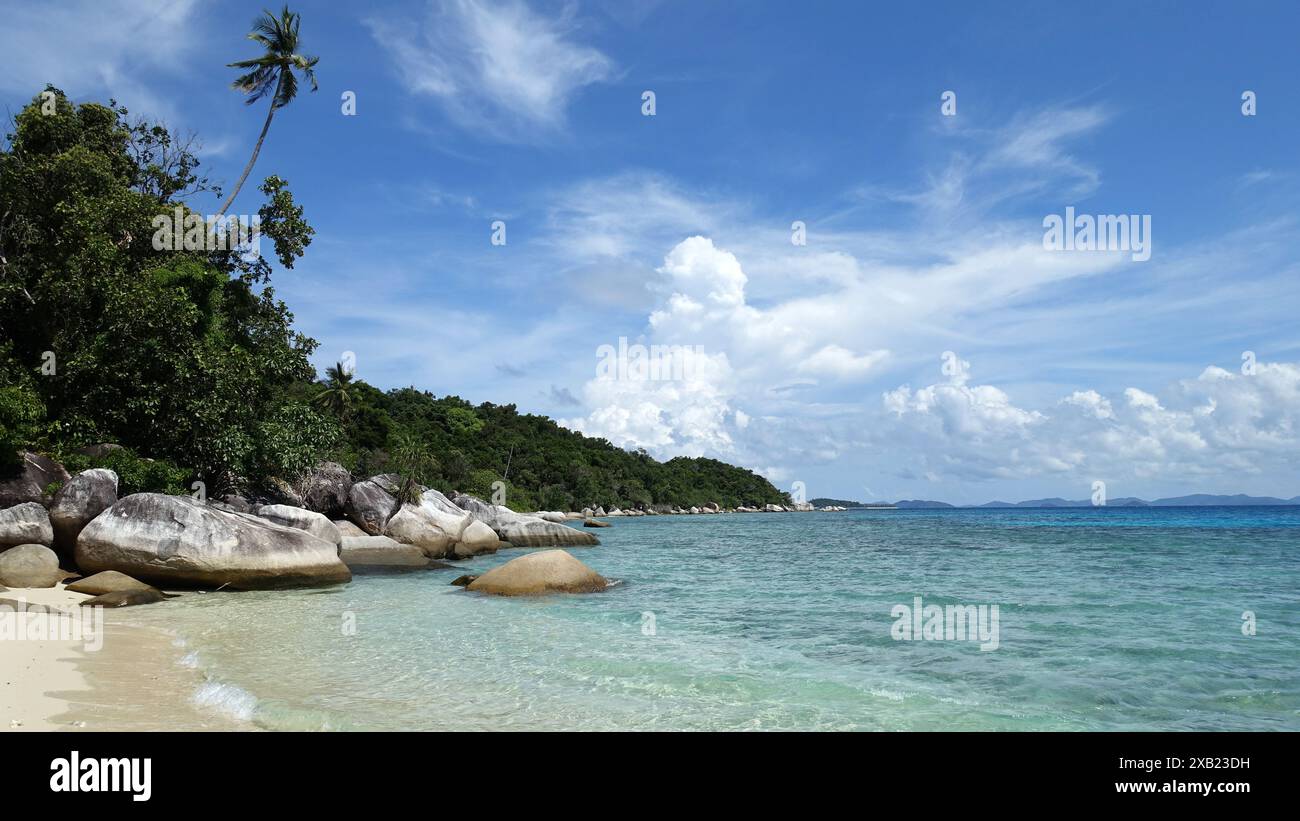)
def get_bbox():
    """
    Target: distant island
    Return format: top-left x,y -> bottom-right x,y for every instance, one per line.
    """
811,494 -> 1300,509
